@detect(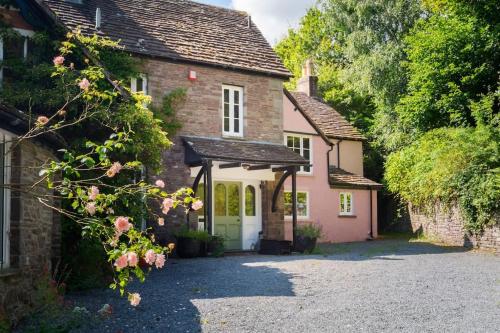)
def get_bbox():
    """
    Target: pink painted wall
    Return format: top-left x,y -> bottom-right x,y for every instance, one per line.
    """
283,93 -> 378,243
